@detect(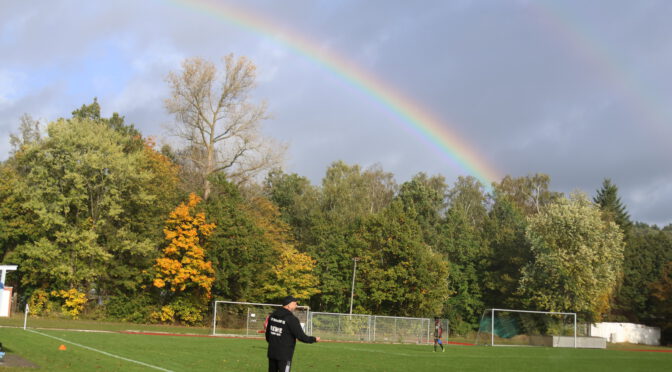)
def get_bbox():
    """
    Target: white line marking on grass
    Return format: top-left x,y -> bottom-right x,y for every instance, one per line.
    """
27,329 -> 174,372
331,345 -> 415,357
